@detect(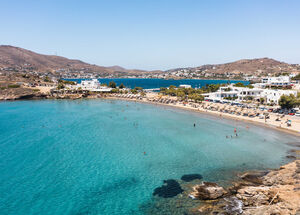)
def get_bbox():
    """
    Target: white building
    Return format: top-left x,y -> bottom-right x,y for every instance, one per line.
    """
77,79 -> 112,92
261,76 -> 291,86
79,79 -> 101,90
260,89 -> 297,104
179,84 -> 192,88
203,84 -> 297,104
